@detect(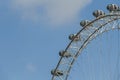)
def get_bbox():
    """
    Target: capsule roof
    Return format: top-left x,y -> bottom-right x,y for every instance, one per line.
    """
107,4 -> 119,11
59,50 -> 71,58
69,34 -> 80,41
80,20 -> 90,27
93,10 -> 105,18
51,69 -> 63,76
